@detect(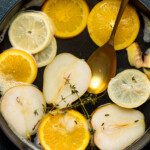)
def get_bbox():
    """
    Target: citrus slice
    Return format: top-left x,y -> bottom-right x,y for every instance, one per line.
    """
33,37 -> 57,68
39,109 -> 90,150
9,12 -> 53,54
108,69 -> 150,108
87,1 -> 140,50
0,49 -> 37,93
42,0 -> 89,38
